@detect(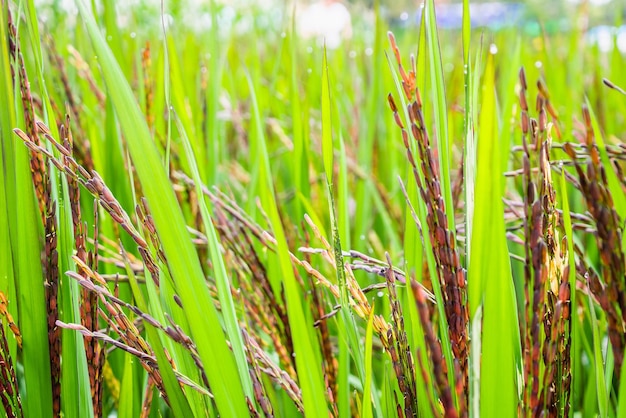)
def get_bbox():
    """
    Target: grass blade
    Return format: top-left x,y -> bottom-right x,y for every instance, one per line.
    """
362,304 -> 376,418
588,293 -> 608,418
2,4 -> 53,416
246,71 -> 328,418
468,50 -> 521,418
174,111 -> 253,400
73,1 -> 249,415
322,45 -> 382,416
322,46 -> 334,186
